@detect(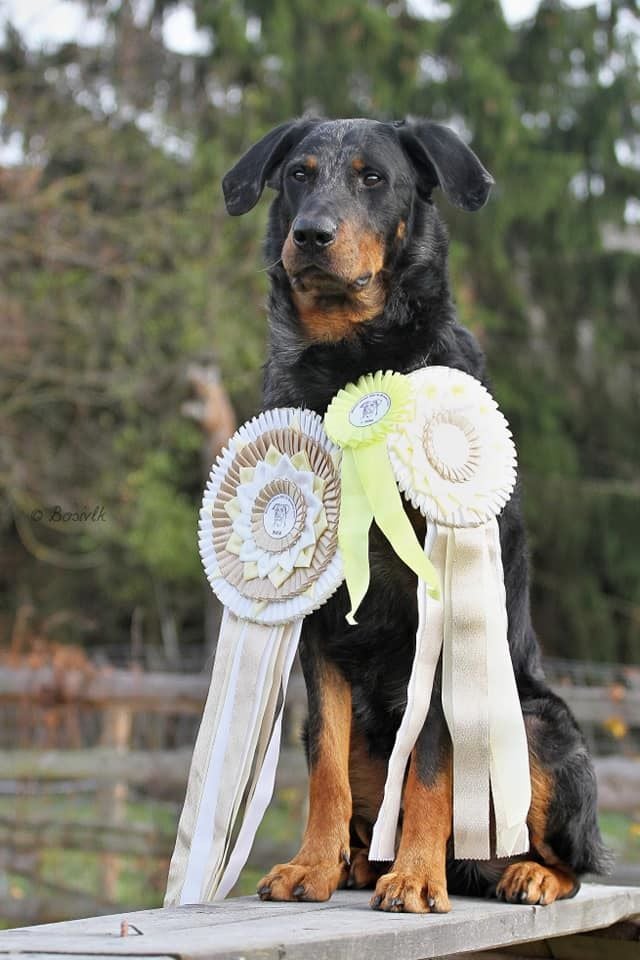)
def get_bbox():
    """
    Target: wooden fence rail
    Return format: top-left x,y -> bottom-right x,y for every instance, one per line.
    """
0,748 -> 636,812
2,665 -> 639,725
0,745 -> 307,789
